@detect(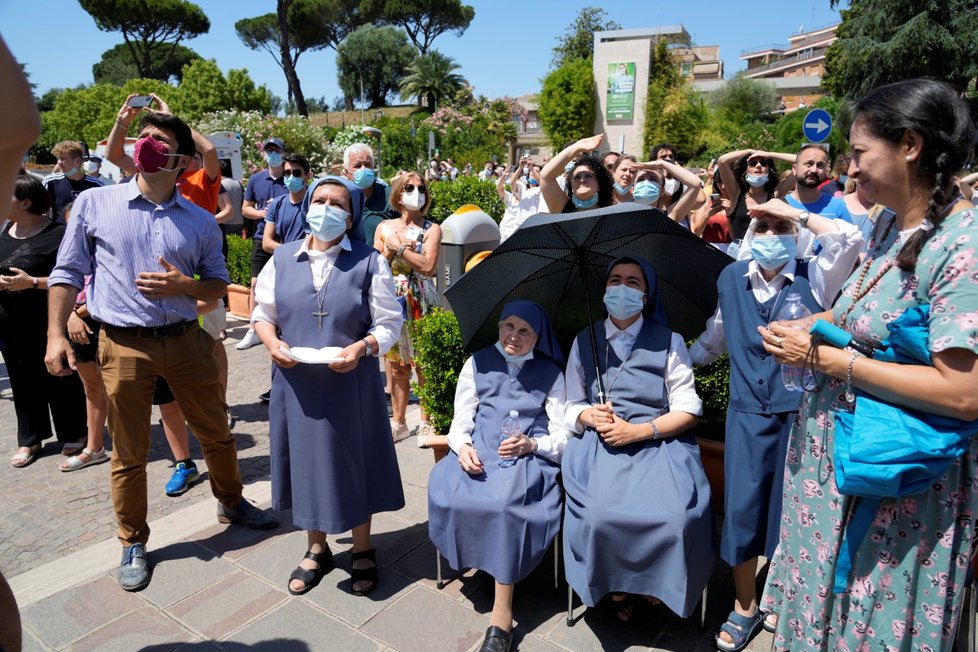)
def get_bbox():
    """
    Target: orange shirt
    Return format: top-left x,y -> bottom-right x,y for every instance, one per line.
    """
177,168 -> 221,214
